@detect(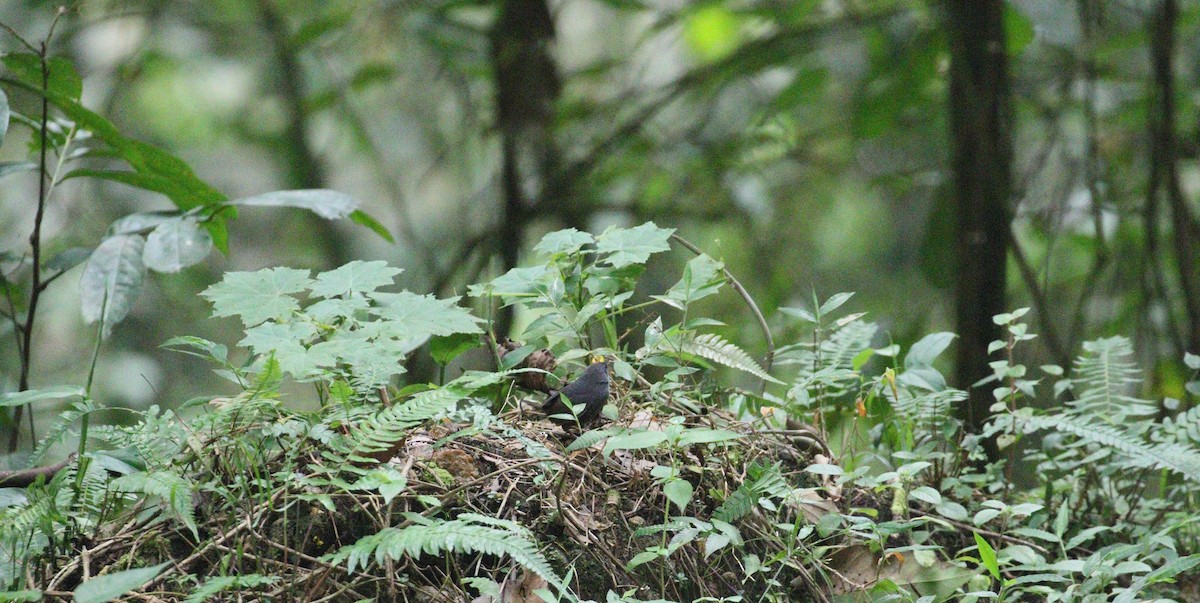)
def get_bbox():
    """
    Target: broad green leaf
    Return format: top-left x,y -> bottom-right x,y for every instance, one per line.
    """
2,54 -> 82,100
45,247 -> 91,272
310,260 -> 401,298
595,222 -> 674,268
106,211 -> 181,236
905,332 -> 956,368
429,333 -> 480,366
201,268 -> 313,326
73,562 -> 170,603
534,228 -> 594,256
0,590 -> 41,602
656,253 -> 724,310
626,550 -> 662,570
371,292 -> 484,339
909,486 -> 942,505
0,78 -> 229,246
239,321 -> 320,376
468,265 -> 554,299
818,292 -> 855,315
973,532 -> 1000,580
676,428 -> 742,446
603,429 -> 668,454
143,218 -> 213,273
0,386 -> 86,408
805,463 -> 843,476
80,234 -> 146,337
232,189 -> 358,219
663,478 -> 693,513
